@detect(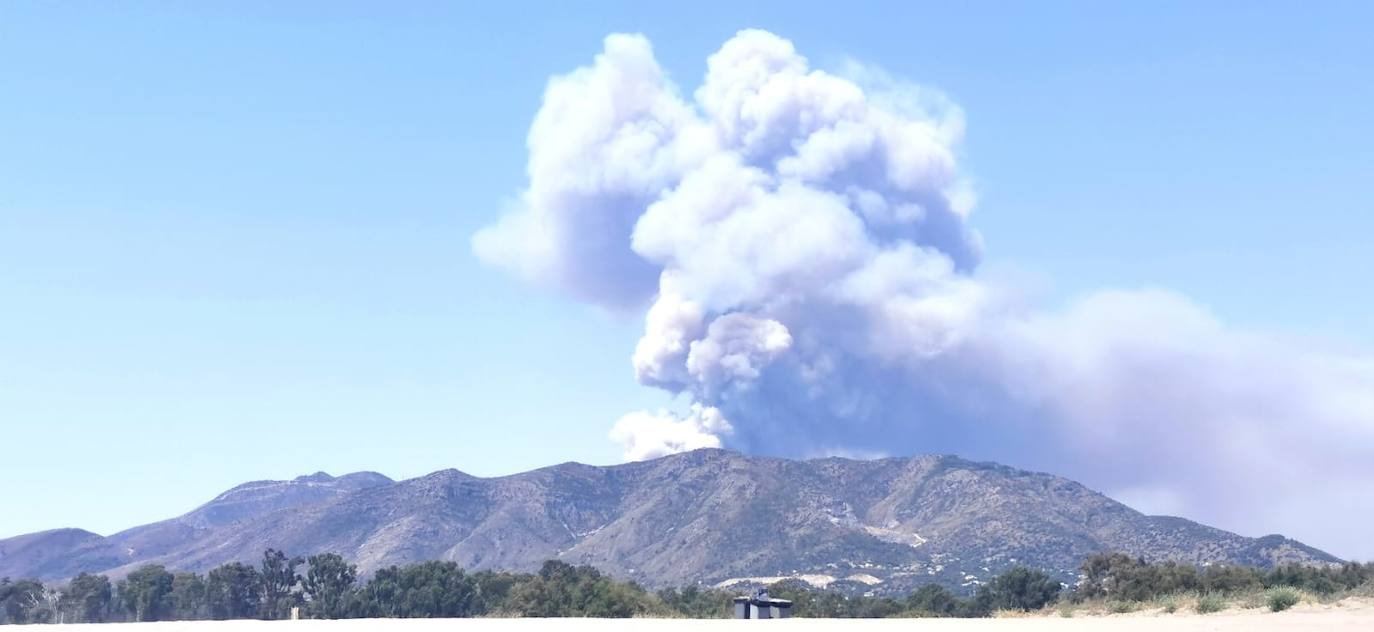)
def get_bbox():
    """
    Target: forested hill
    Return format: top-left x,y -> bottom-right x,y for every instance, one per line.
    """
0,449 -> 1337,594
